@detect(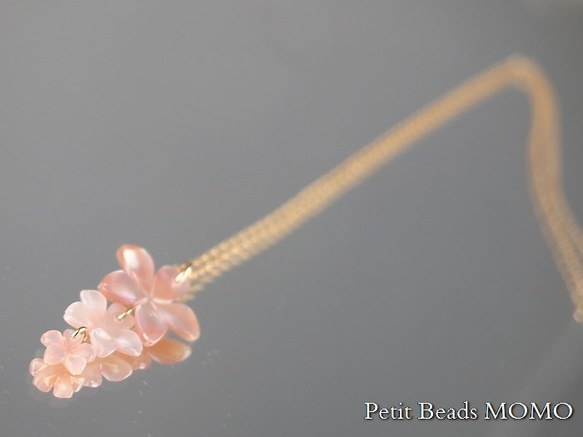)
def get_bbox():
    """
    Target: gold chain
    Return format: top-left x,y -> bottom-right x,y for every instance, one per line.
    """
175,55 -> 583,322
